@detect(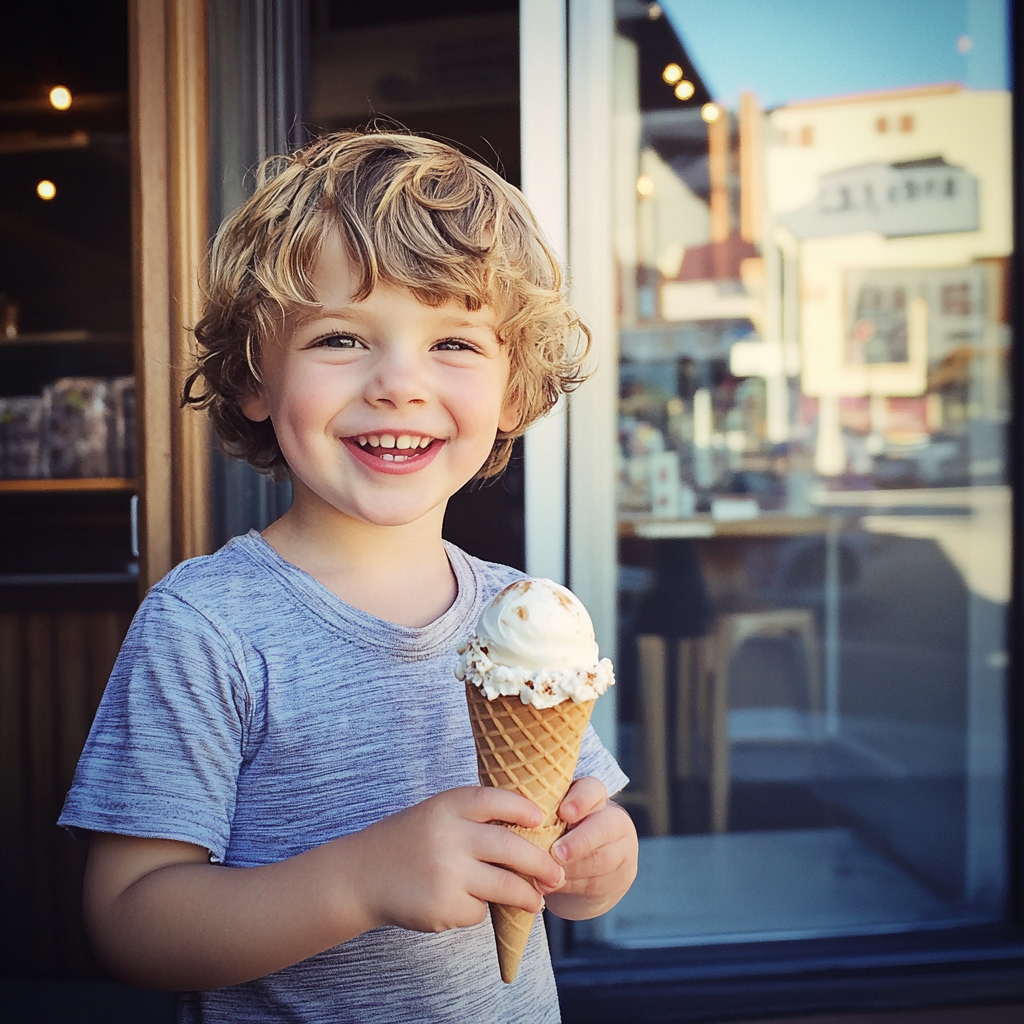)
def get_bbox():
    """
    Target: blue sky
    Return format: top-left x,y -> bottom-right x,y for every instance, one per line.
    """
661,0 -> 1010,109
